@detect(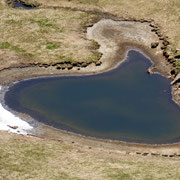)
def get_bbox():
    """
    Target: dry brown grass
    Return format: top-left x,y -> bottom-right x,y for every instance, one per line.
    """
0,131 -> 180,180
0,5 -> 99,70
